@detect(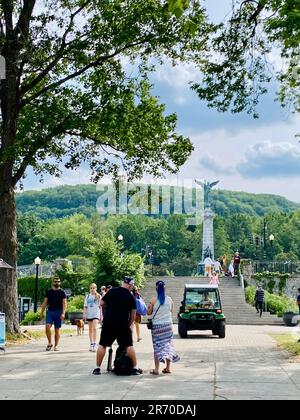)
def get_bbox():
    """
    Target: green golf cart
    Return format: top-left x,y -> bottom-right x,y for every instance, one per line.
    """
178,284 -> 226,338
